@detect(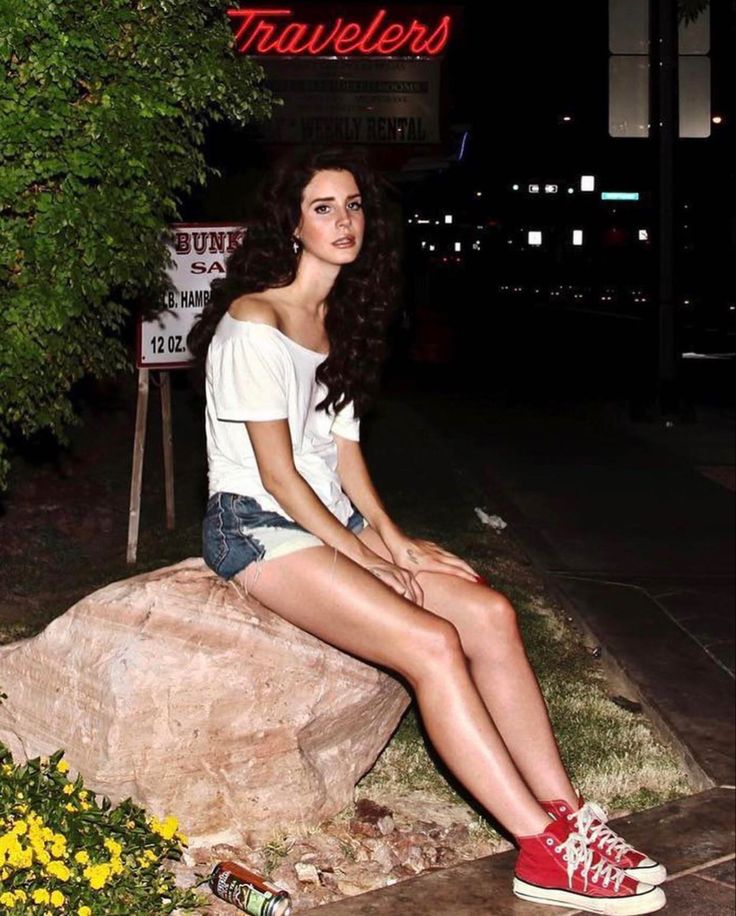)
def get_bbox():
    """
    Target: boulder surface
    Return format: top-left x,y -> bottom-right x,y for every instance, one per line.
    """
0,558 -> 409,844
